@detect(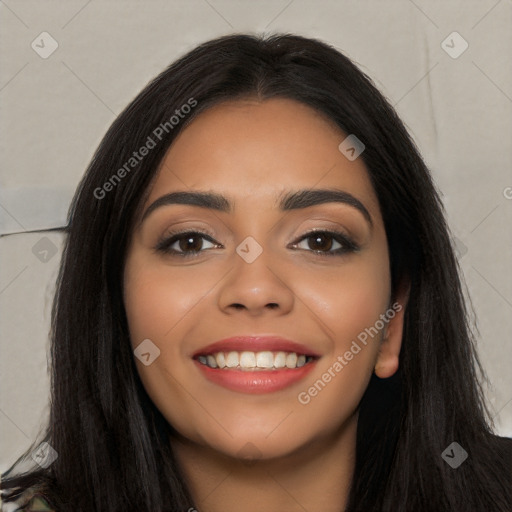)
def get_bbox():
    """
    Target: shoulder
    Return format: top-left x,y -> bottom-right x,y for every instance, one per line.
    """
1,485 -> 55,512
